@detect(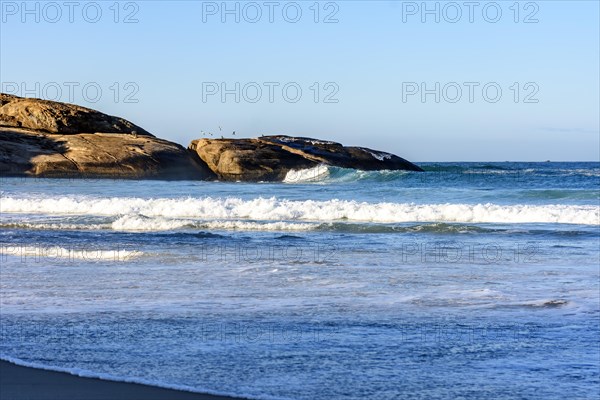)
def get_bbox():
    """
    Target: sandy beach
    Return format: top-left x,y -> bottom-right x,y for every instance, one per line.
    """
0,360 -> 244,400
